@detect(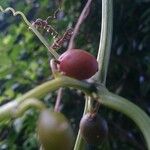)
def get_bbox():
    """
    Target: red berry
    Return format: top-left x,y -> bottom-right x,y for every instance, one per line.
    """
58,49 -> 98,80
80,113 -> 108,145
